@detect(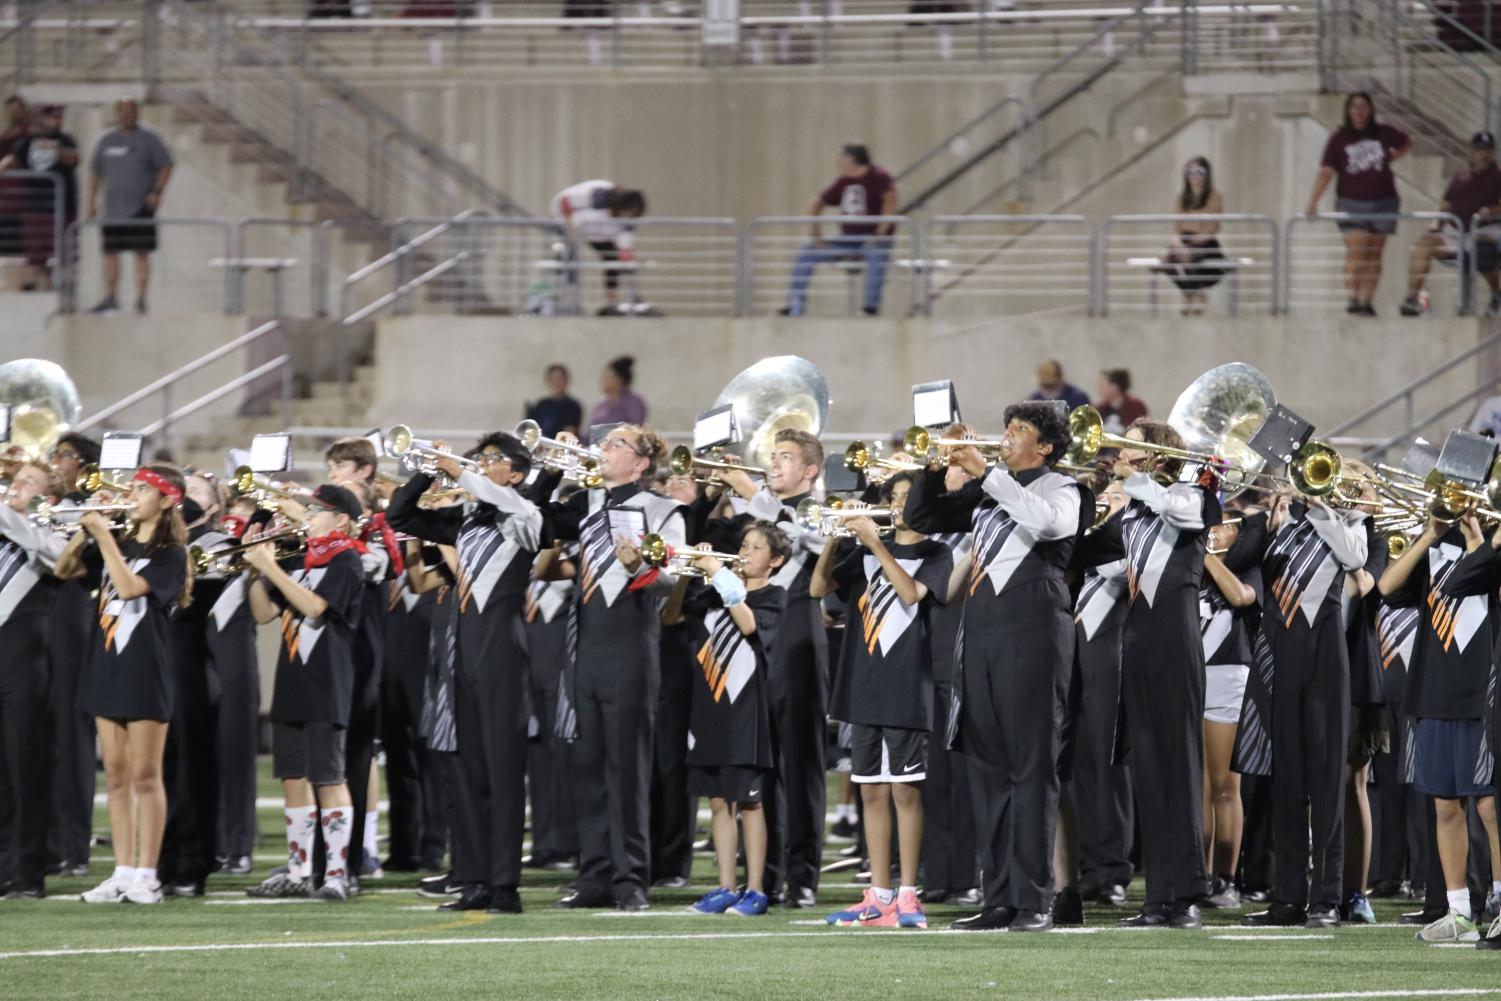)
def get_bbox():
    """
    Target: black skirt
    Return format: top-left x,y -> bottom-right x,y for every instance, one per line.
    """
1164,237 -> 1226,292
